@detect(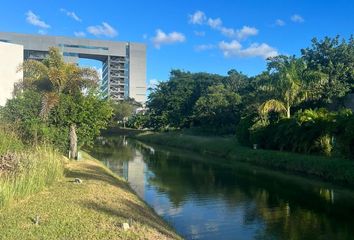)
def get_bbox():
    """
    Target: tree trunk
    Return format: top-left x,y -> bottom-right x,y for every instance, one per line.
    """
286,102 -> 291,118
69,124 -> 78,160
